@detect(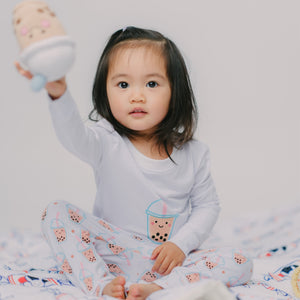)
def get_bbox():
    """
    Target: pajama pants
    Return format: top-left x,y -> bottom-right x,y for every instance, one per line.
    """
41,201 -> 253,296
